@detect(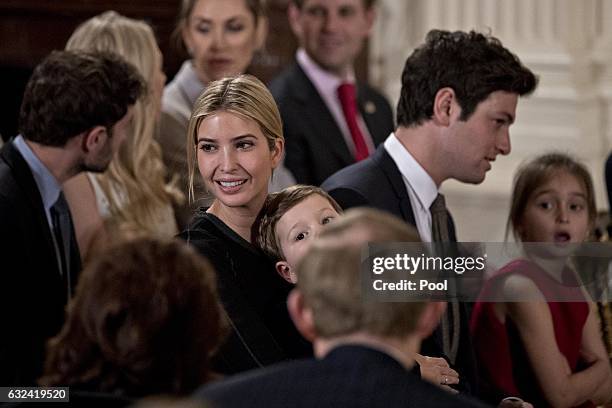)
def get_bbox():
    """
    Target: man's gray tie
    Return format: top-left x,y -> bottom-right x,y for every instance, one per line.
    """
430,193 -> 460,364
50,192 -> 72,297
